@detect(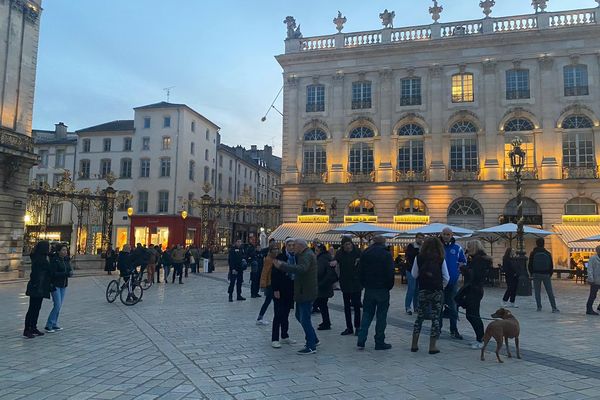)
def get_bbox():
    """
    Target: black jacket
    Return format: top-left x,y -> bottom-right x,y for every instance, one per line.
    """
117,251 -> 134,277
335,247 -> 362,293
528,247 -> 554,275
405,243 -> 420,268
103,249 -> 117,271
317,252 -> 338,298
228,246 -> 246,272
271,255 -> 294,307
502,256 -> 518,278
358,243 -> 395,291
49,255 -> 72,289
26,254 -> 52,298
